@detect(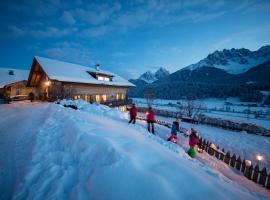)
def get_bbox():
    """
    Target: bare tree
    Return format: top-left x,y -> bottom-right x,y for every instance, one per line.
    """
176,95 -> 203,119
144,88 -> 155,107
